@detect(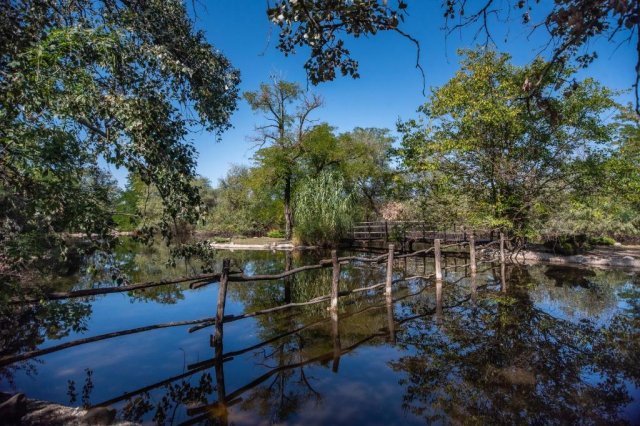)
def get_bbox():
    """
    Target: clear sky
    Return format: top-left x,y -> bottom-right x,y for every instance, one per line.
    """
106,1 -> 637,187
